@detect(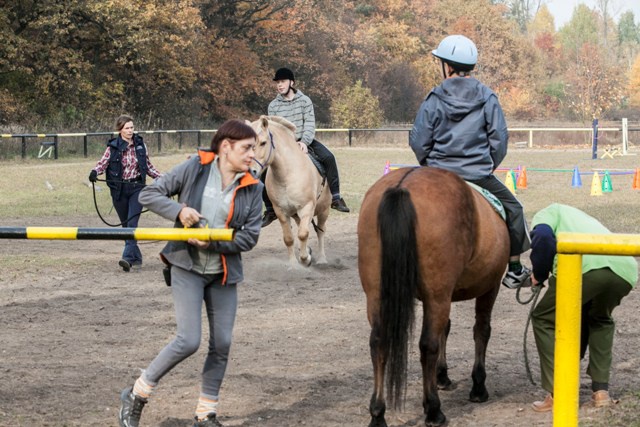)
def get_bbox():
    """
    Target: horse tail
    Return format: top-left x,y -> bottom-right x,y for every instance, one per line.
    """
377,185 -> 418,409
